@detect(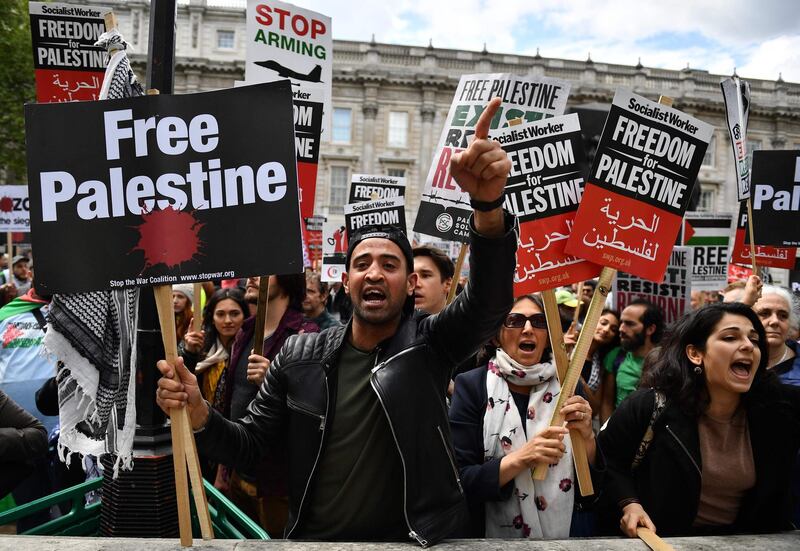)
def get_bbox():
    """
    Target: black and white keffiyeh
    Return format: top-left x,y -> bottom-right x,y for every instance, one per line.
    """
44,29 -> 144,476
